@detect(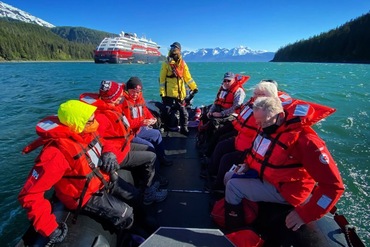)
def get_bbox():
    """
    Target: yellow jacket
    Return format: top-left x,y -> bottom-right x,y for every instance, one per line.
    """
159,57 -> 197,100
